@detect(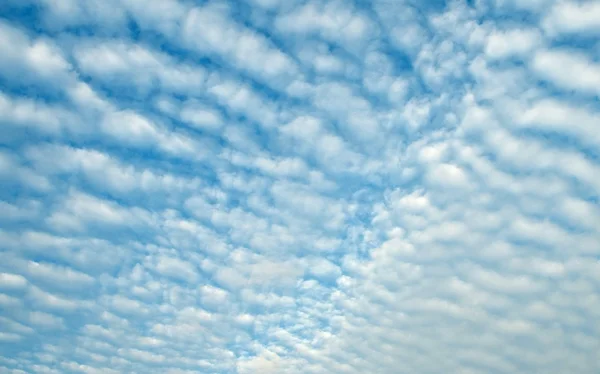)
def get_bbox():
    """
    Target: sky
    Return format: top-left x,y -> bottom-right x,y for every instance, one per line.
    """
0,0 -> 599,373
